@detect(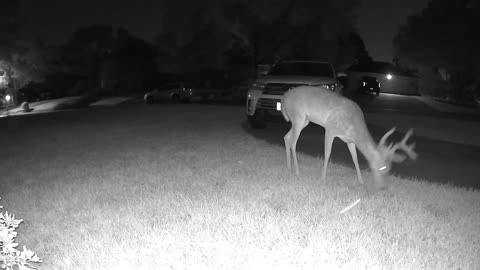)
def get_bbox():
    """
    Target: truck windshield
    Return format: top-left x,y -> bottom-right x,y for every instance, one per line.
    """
268,62 -> 334,77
